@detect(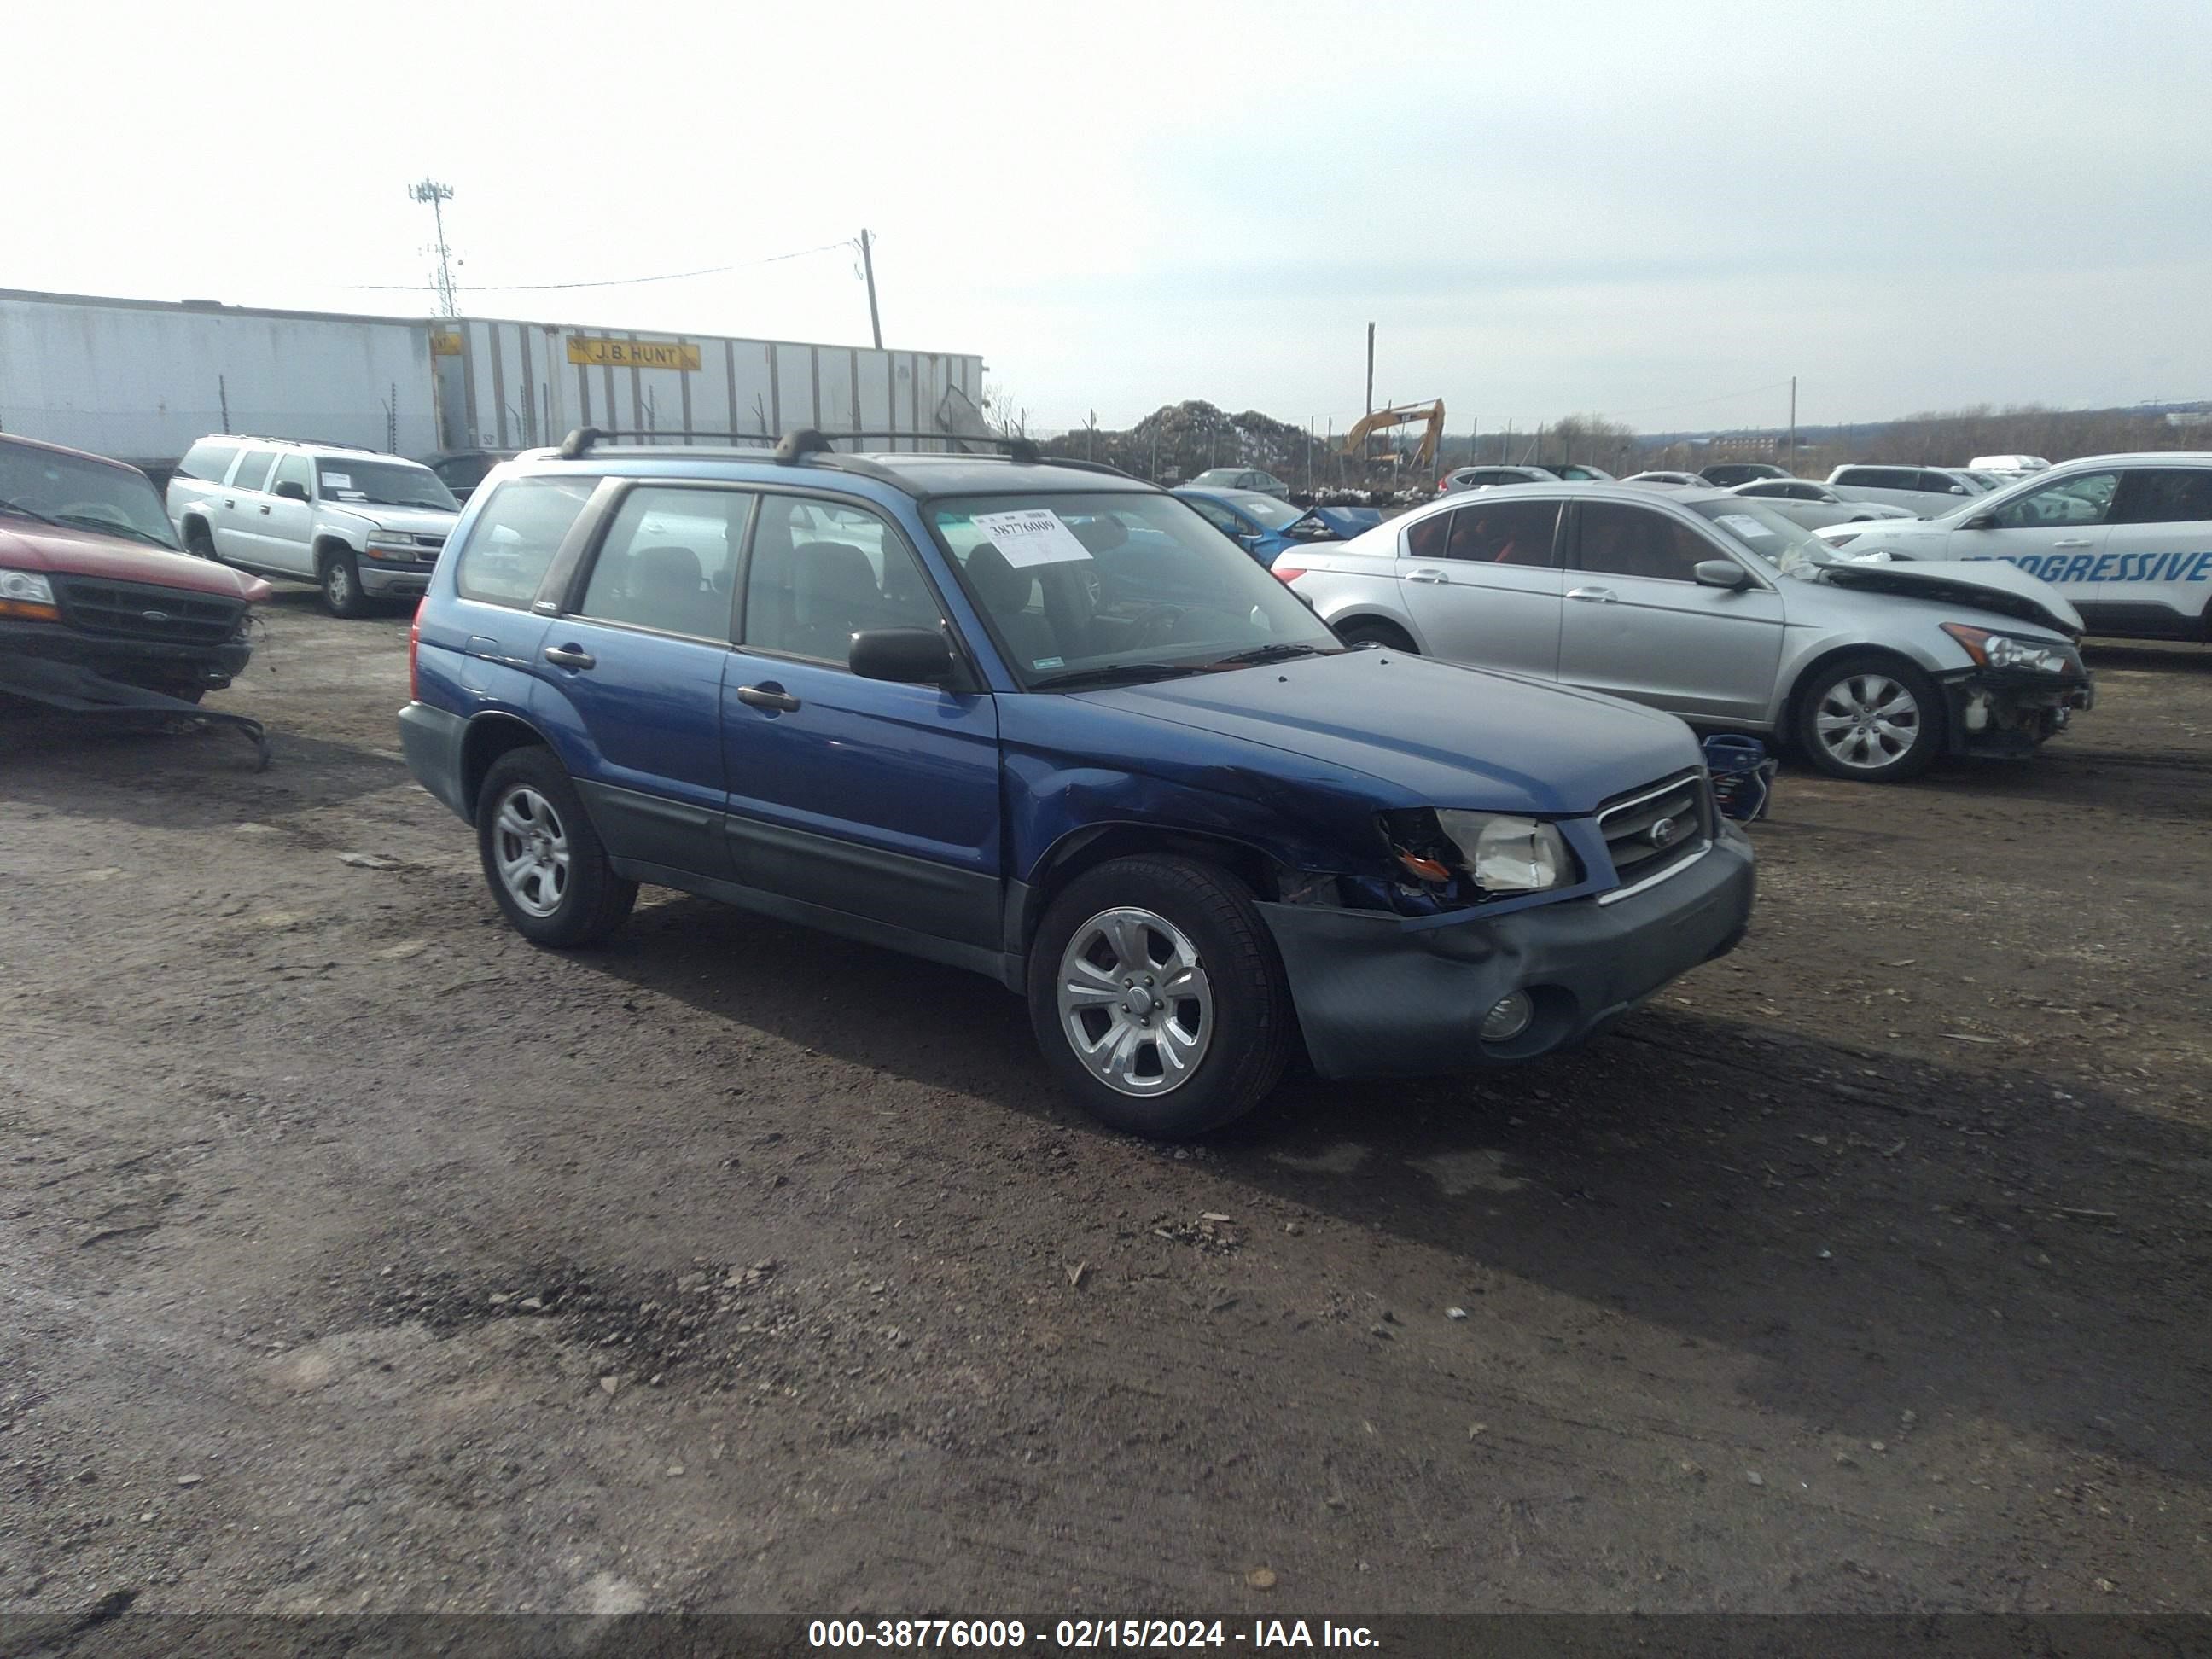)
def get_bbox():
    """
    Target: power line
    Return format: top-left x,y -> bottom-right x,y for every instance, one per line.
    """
348,237 -> 855,295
